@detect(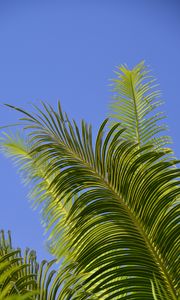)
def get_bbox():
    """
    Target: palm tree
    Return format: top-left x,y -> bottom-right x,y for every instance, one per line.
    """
1,62 -> 179,299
